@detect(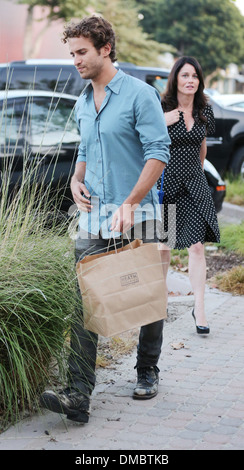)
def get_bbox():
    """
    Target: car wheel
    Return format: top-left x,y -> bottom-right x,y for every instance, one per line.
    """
230,146 -> 244,176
